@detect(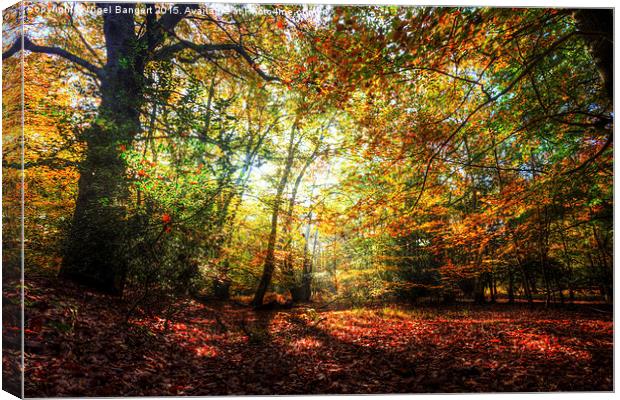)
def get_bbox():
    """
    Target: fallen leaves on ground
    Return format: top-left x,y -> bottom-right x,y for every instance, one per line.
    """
18,275 -> 612,396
